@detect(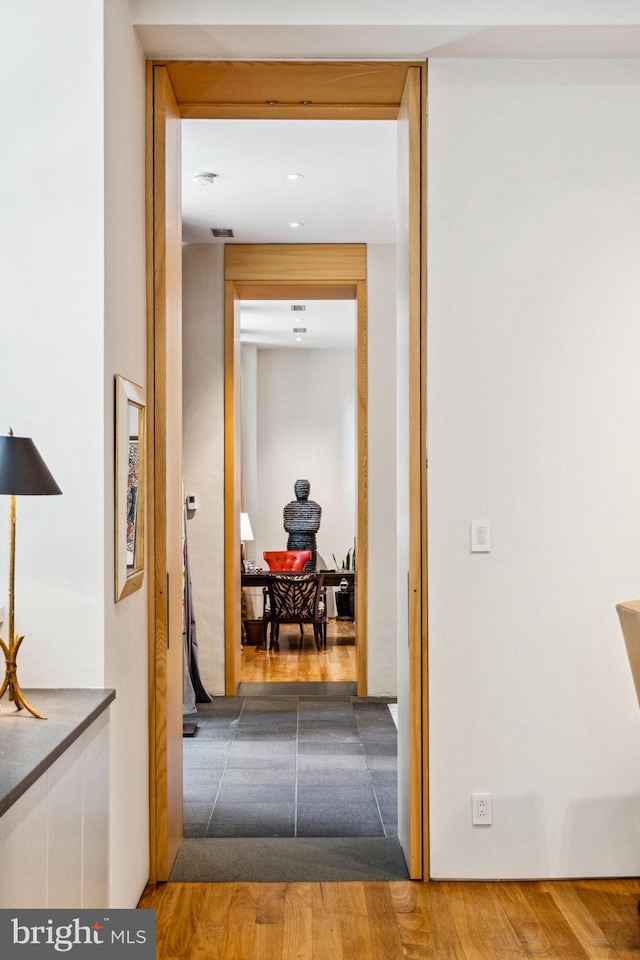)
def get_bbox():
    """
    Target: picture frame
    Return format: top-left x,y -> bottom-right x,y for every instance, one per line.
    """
115,375 -> 146,601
